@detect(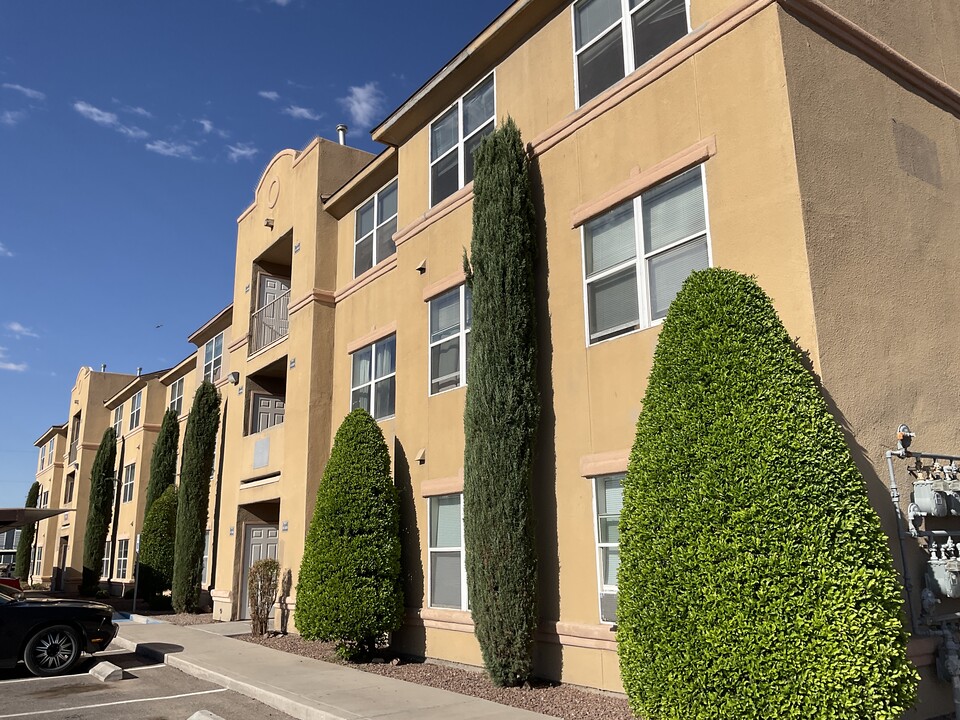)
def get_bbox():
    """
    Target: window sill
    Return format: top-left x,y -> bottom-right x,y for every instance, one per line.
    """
335,254 -> 398,303
428,384 -> 466,398
393,182 -> 474,248
586,318 -> 662,349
